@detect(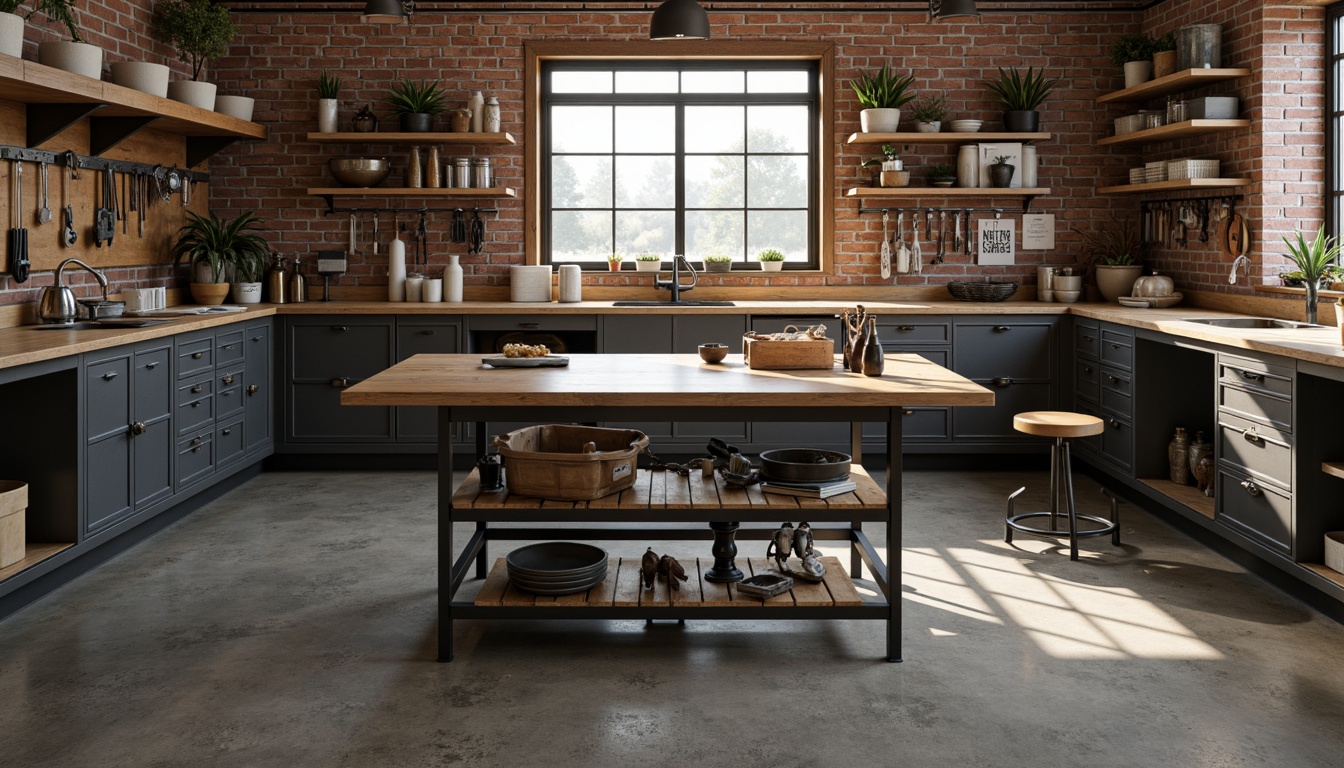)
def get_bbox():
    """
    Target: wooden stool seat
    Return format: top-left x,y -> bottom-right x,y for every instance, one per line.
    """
1013,411 -> 1104,438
